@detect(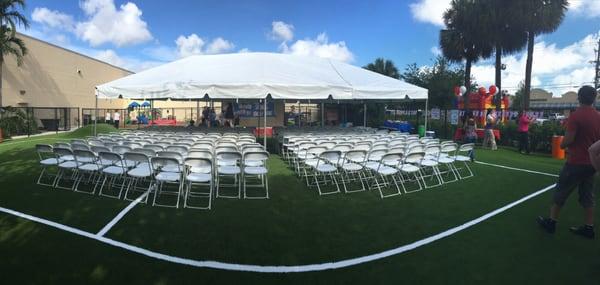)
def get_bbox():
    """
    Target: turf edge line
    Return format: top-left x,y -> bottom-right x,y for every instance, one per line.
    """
96,190 -> 150,237
475,161 -> 559,177
0,183 -> 556,273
